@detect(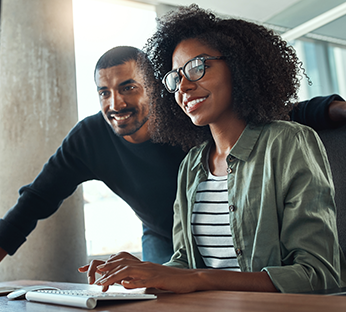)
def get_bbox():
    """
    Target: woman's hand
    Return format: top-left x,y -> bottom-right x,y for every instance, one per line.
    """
78,259 -> 107,285
78,252 -> 140,287
92,252 -> 201,293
